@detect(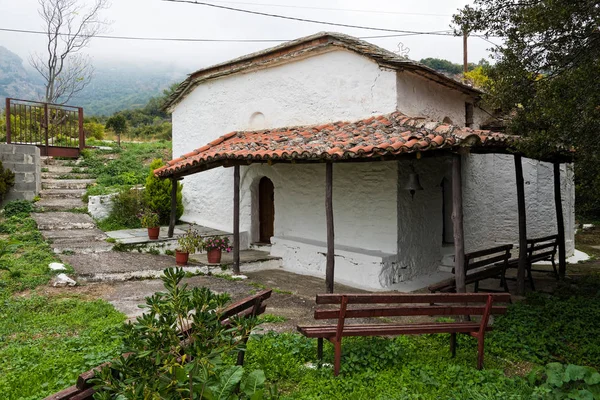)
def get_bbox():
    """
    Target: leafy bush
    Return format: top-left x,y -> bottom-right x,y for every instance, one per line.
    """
529,363 -> 600,399
97,188 -> 146,231
84,121 -> 105,140
3,200 -> 34,218
145,158 -> 183,225
0,161 -> 15,202
92,268 -> 272,399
